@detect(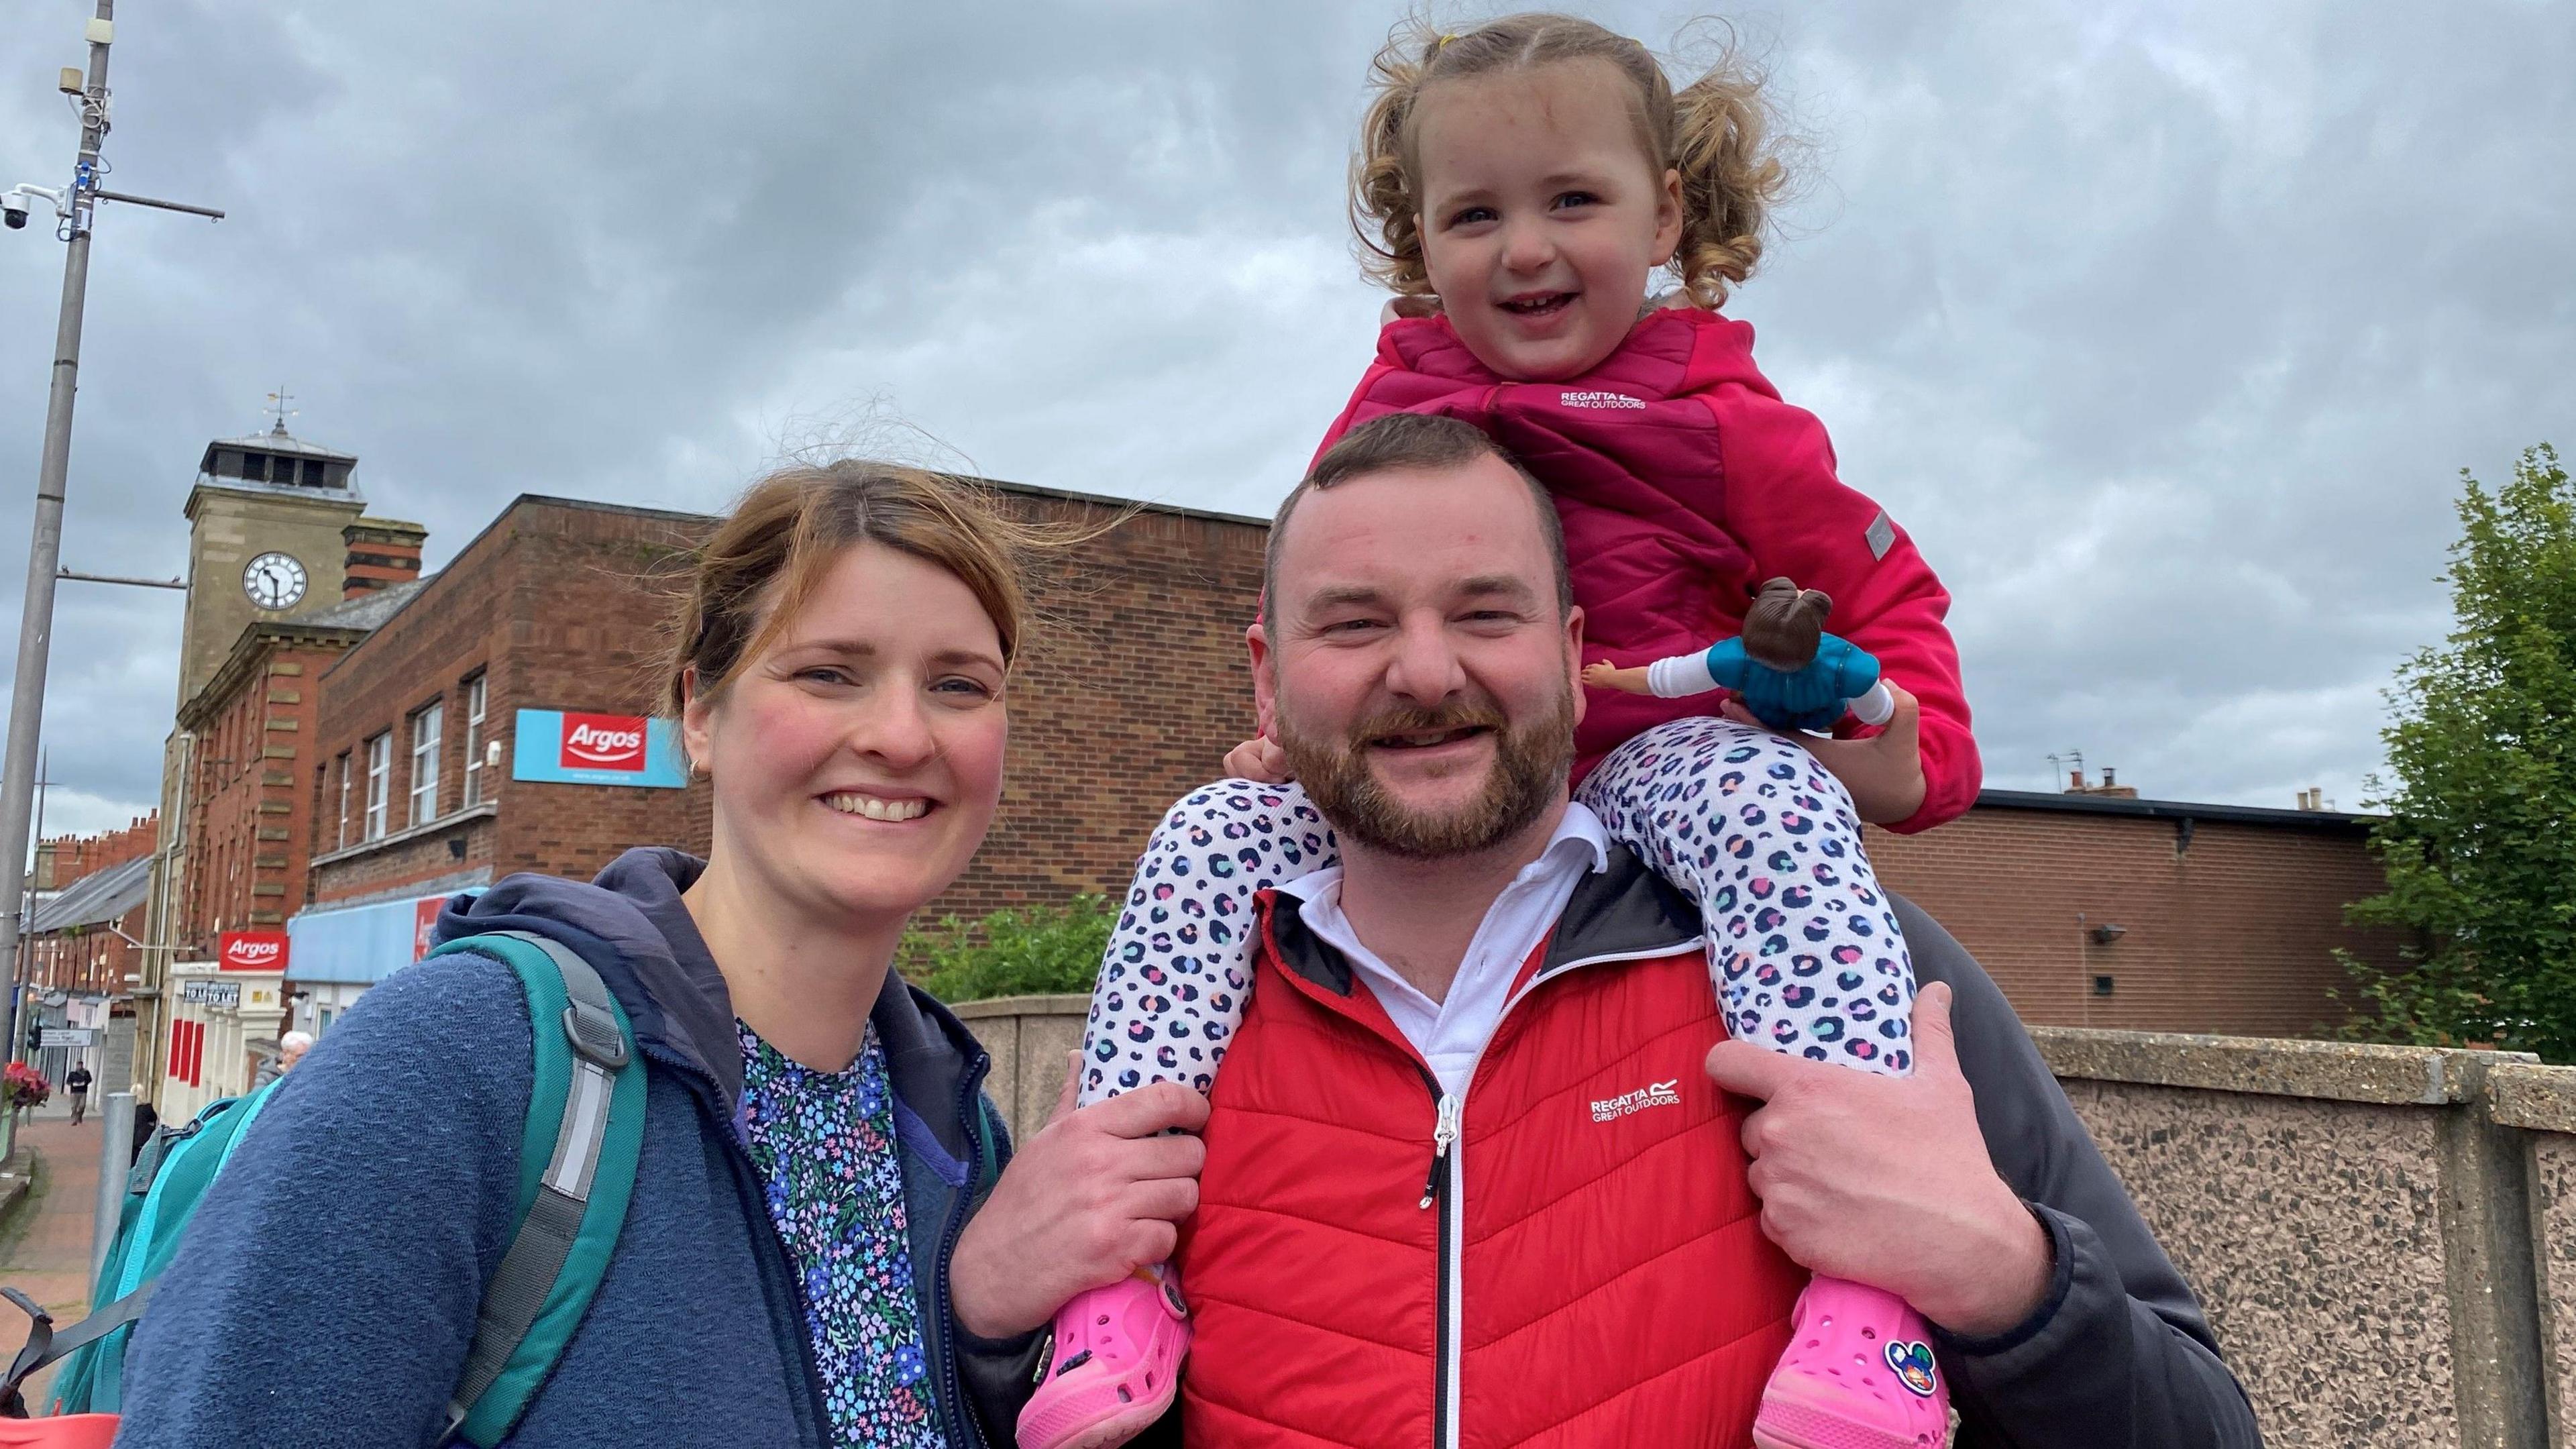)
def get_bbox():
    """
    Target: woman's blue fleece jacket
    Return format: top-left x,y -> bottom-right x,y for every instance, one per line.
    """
116,847 -> 1046,1447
